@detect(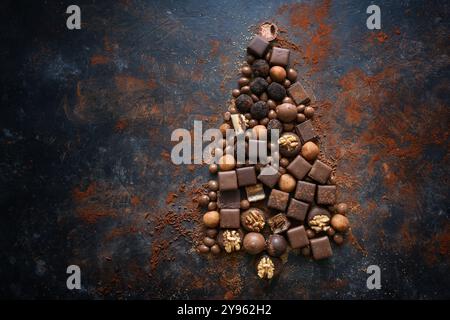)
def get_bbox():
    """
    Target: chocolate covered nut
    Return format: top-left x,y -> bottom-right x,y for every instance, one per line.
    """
235,94 -> 253,113
238,77 -> 250,87
270,47 -> 290,67
232,89 -> 241,97
316,185 -> 336,205
241,65 -> 252,77
287,155 -> 312,180
220,209 -> 240,229
310,236 -> 333,260
250,101 -> 269,120
295,120 -> 318,143
287,81 -> 310,105
208,180 -> 219,191
294,181 -> 316,203
287,198 -> 309,221
206,228 -> 218,238
267,82 -> 287,101
198,244 -> 210,253
236,166 -> 257,187
243,232 -> 266,255
209,163 -> 219,174
267,234 -> 288,257
203,211 -> 220,228
210,244 -> 221,254
268,213 -> 291,234
218,229 -> 243,253
287,68 -> 298,82
208,202 -> 217,210
278,132 -> 301,157
217,190 -> 241,209
247,35 -> 270,58
257,165 -> 281,188
252,59 -> 270,77
336,203 -> 348,214
245,183 -> 266,202
331,214 -> 350,232
270,66 -> 287,83
276,103 -> 297,123
241,208 -> 265,232
309,160 -> 332,184
287,225 -> 309,249
250,77 -> 269,96
304,106 -> 314,118
199,195 -> 210,207
301,141 -> 319,161
203,237 -> 215,247
333,234 -> 344,245
240,199 -> 250,210
307,206 -> 331,232
218,171 -> 238,191
267,189 -> 290,211
278,173 -> 297,192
